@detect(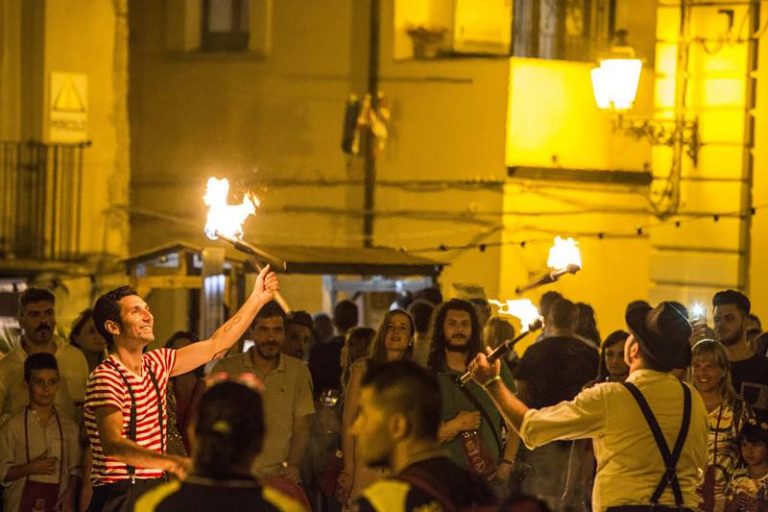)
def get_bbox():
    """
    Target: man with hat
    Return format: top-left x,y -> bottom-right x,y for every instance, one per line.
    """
468,301 -> 709,512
